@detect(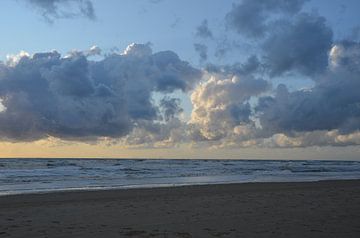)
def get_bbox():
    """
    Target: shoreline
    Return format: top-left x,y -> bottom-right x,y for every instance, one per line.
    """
1,179 -> 360,237
1,178 -> 360,198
